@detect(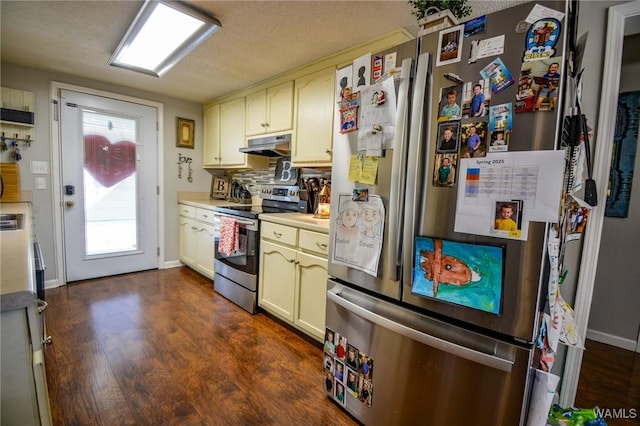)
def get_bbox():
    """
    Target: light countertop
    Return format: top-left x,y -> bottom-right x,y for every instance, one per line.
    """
0,201 -> 35,297
259,213 -> 330,234
178,192 -> 331,233
177,191 -> 260,209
